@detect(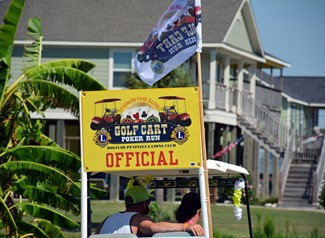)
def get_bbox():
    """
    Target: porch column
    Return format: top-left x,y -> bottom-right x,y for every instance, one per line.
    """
263,148 -> 270,199
253,141 -> 260,199
229,127 -> 237,164
272,155 -> 279,197
208,50 -> 217,109
237,60 -> 244,115
249,64 -> 256,99
207,123 -> 217,204
57,120 -> 65,148
243,132 -> 253,172
109,175 -> 120,201
223,56 -> 230,111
